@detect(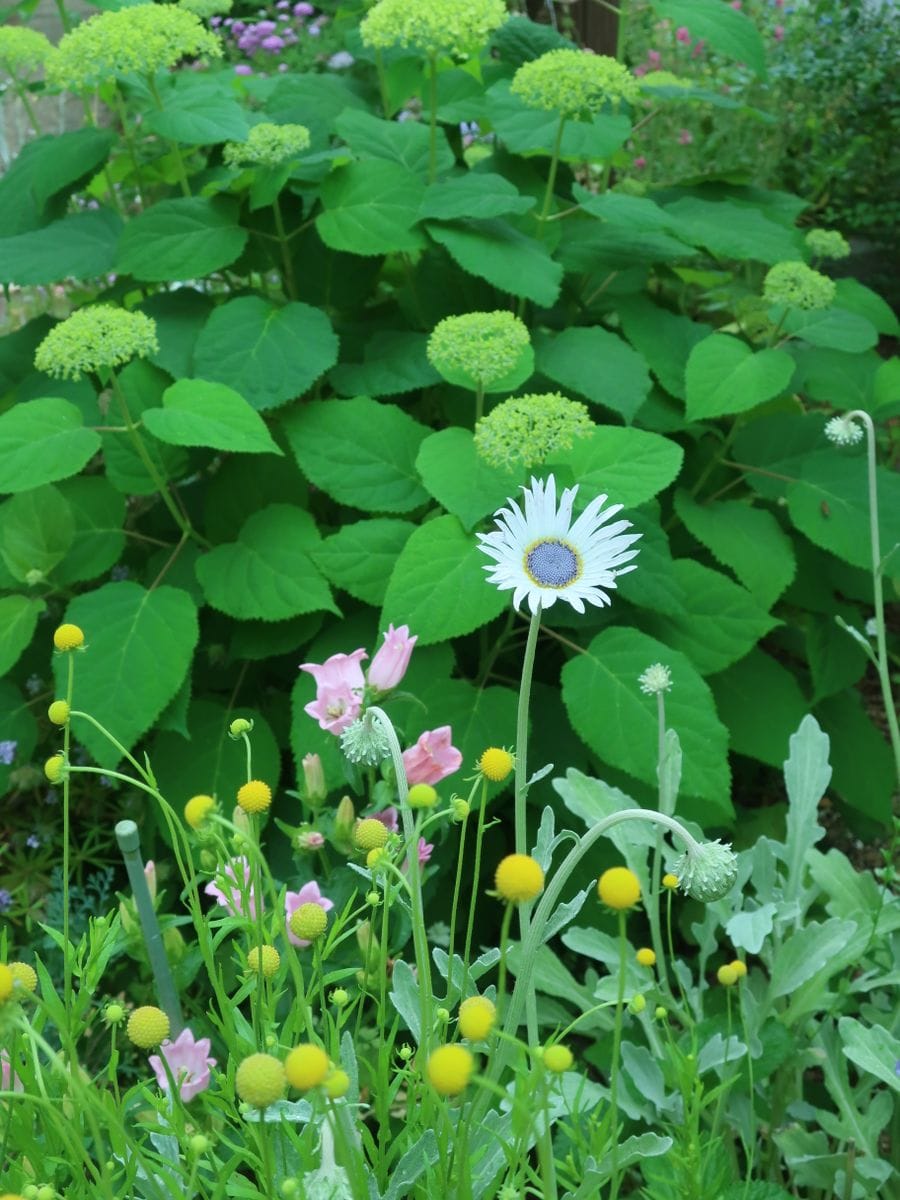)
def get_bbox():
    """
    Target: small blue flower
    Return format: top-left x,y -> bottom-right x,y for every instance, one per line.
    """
0,740 -> 16,766
0,889 -> 13,913
26,834 -> 41,849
